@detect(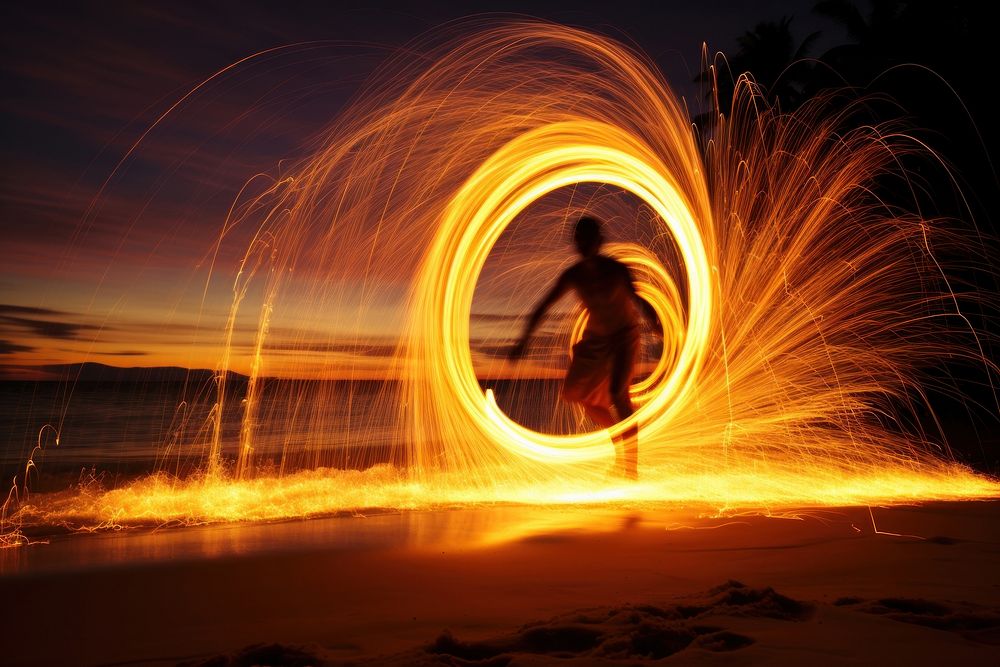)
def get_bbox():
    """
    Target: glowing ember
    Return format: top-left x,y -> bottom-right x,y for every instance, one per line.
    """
2,20 -> 997,545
